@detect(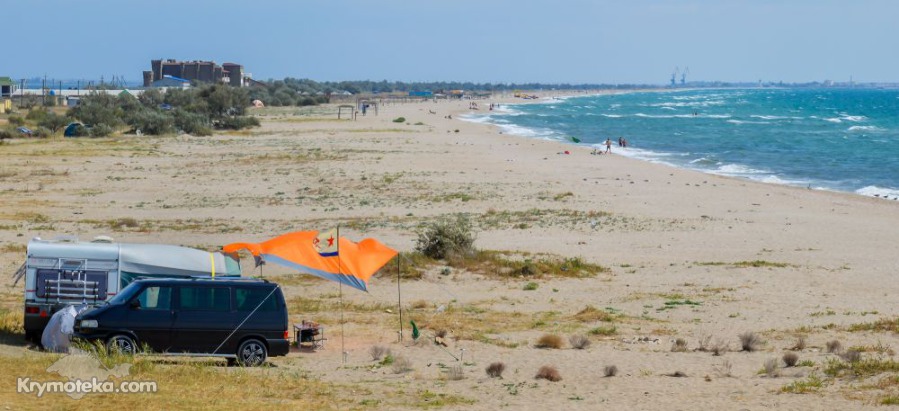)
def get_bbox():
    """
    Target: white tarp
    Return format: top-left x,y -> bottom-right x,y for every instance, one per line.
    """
41,305 -> 89,352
